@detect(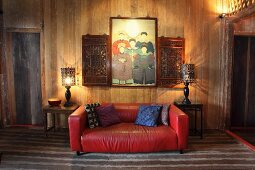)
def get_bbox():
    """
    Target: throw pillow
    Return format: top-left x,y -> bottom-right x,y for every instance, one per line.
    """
160,104 -> 170,126
135,105 -> 162,127
85,103 -> 100,129
151,104 -> 170,126
95,104 -> 121,127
